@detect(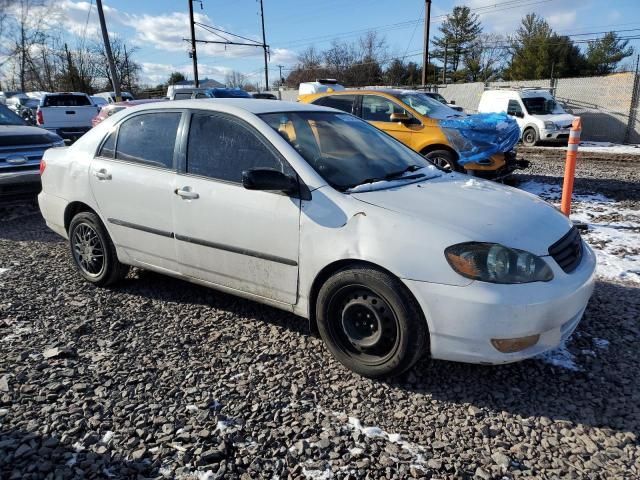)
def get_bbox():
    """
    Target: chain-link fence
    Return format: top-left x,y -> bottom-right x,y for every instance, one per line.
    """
433,72 -> 640,144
